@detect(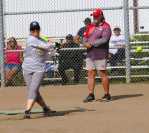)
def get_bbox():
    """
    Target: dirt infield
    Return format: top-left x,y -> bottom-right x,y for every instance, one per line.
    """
0,83 -> 149,133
